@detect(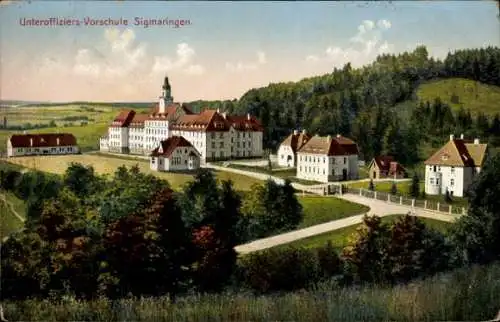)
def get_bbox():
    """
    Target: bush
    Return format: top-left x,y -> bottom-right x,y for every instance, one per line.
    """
236,247 -> 320,293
